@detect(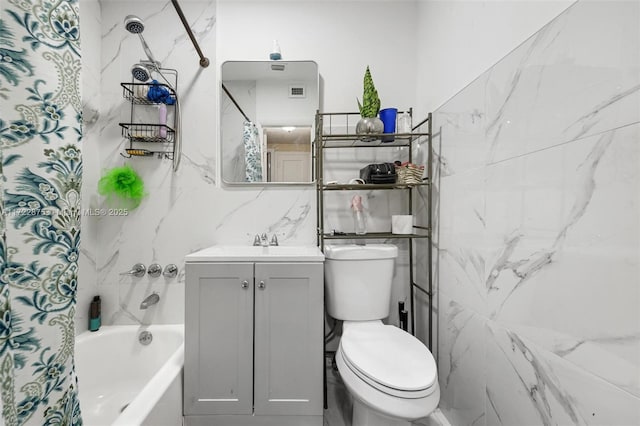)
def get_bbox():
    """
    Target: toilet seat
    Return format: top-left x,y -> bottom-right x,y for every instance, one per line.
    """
340,322 -> 437,399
